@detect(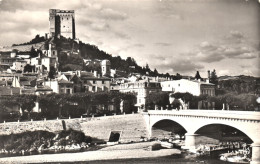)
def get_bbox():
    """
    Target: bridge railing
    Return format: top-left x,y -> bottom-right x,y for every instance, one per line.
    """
146,109 -> 260,121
